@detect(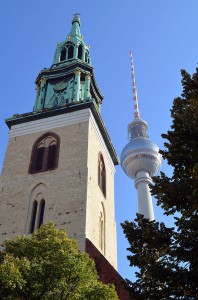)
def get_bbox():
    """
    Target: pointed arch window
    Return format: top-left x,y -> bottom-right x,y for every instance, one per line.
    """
29,132 -> 60,174
68,46 -> 74,59
30,200 -> 38,234
99,204 -> 105,254
98,153 -> 106,197
29,199 -> 45,233
85,50 -> 90,63
78,44 -> 83,59
38,199 -> 45,228
60,48 -> 66,61
99,212 -> 104,252
66,42 -> 74,59
59,42 -> 74,61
